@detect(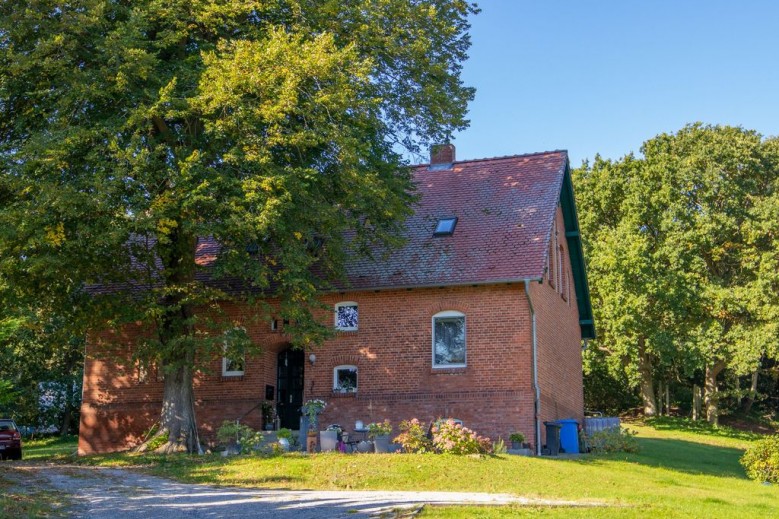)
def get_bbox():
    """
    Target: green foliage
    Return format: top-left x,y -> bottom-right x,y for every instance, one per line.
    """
367,419 -> 393,438
145,433 -> 169,452
431,419 -> 492,455
508,432 -> 525,444
0,306 -> 84,430
740,434 -> 779,483
575,124 -> 779,419
0,1 -> 477,448
492,438 -> 507,455
587,428 -> 640,454
216,421 -> 258,450
395,418 -> 433,453
583,352 -> 641,414
276,428 -> 293,441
